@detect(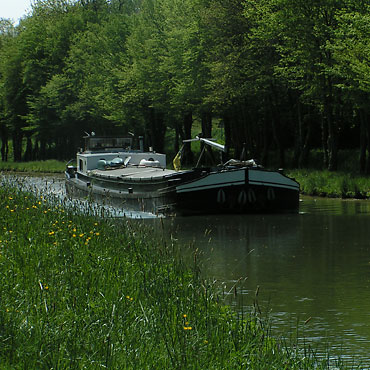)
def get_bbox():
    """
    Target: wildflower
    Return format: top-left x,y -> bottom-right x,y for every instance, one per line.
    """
183,314 -> 187,318
72,234 -> 76,238
48,231 -> 55,236
95,232 -> 100,236
183,326 -> 192,331
79,233 -> 84,238
204,340 -> 208,344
